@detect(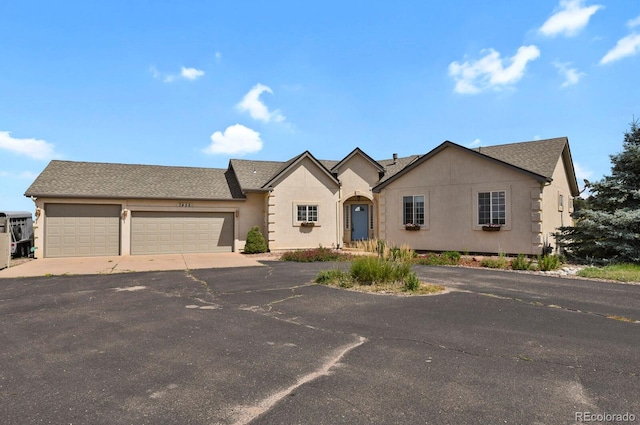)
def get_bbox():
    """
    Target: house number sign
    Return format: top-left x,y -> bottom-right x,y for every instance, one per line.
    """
178,203 -> 193,207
